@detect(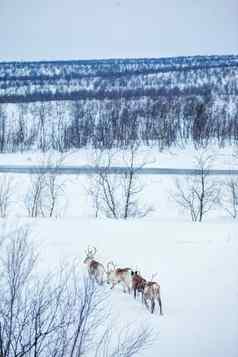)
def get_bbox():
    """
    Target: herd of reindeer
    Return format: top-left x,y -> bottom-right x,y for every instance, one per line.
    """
83,246 -> 163,315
